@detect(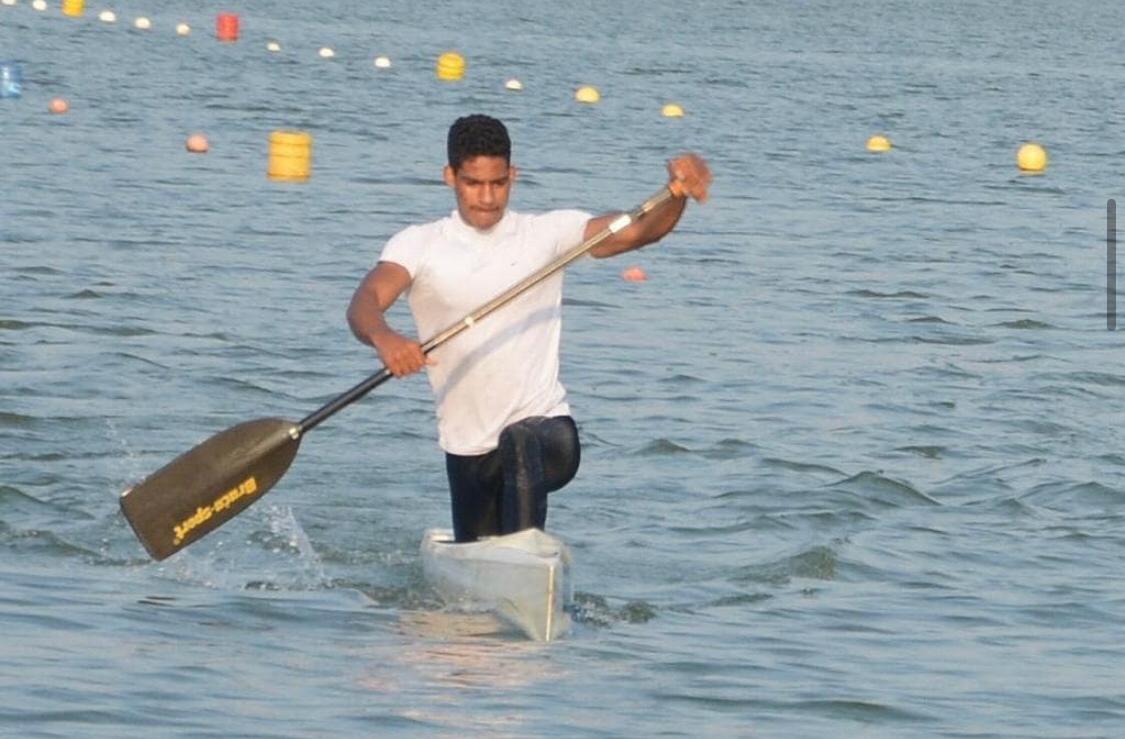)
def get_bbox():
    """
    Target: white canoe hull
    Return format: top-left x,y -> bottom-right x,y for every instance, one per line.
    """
420,528 -> 573,641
